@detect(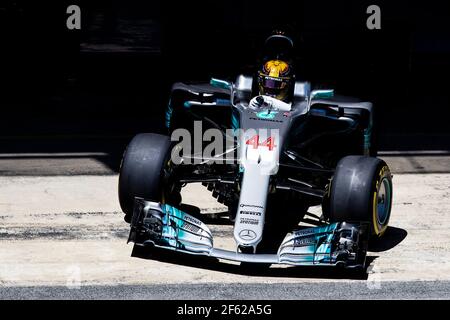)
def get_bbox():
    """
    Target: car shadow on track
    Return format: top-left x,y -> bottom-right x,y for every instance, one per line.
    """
131,245 -> 372,280
368,226 -> 408,252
